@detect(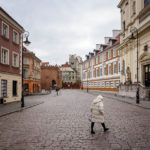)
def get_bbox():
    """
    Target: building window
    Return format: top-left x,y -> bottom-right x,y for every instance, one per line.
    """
144,0 -> 150,7
123,21 -> 126,32
1,80 -> 7,97
103,53 -> 106,61
113,62 -> 117,74
118,50 -> 120,56
100,55 -> 102,63
90,70 -> 92,78
24,84 -> 29,91
13,52 -> 19,67
2,22 -> 9,39
109,64 -> 111,75
104,65 -> 106,75
118,62 -> 120,73
100,67 -> 103,76
13,81 -> 17,96
96,57 -> 98,64
24,58 -> 29,64
113,49 -> 117,57
93,70 -> 95,77
23,69 -> 28,78
13,30 -> 19,44
96,68 -> 98,77
132,1 -> 136,14
108,51 -> 111,59
113,80 -> 117,88
1,47 -> 9,65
